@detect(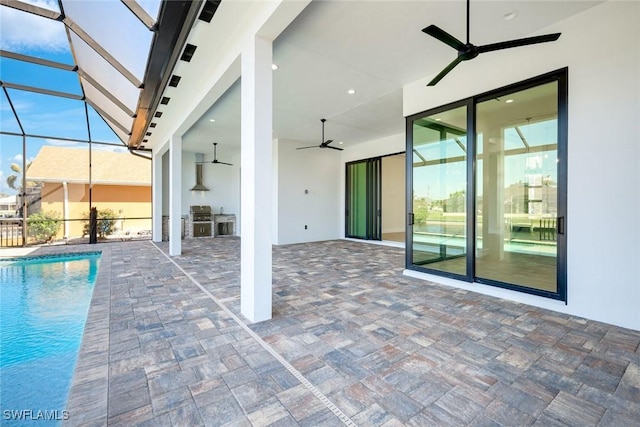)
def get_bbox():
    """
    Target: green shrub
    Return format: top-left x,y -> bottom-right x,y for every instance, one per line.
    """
82,208 -> 118,238
28,211 -> 61,243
